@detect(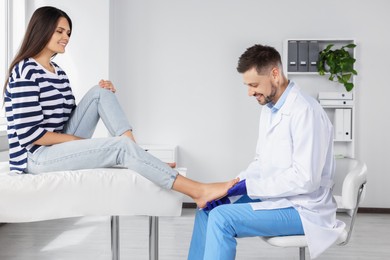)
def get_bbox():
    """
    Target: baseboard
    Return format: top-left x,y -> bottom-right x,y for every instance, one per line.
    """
182,203 -> 390,214
358,207 -> 390,214
183,202 -> 197,209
